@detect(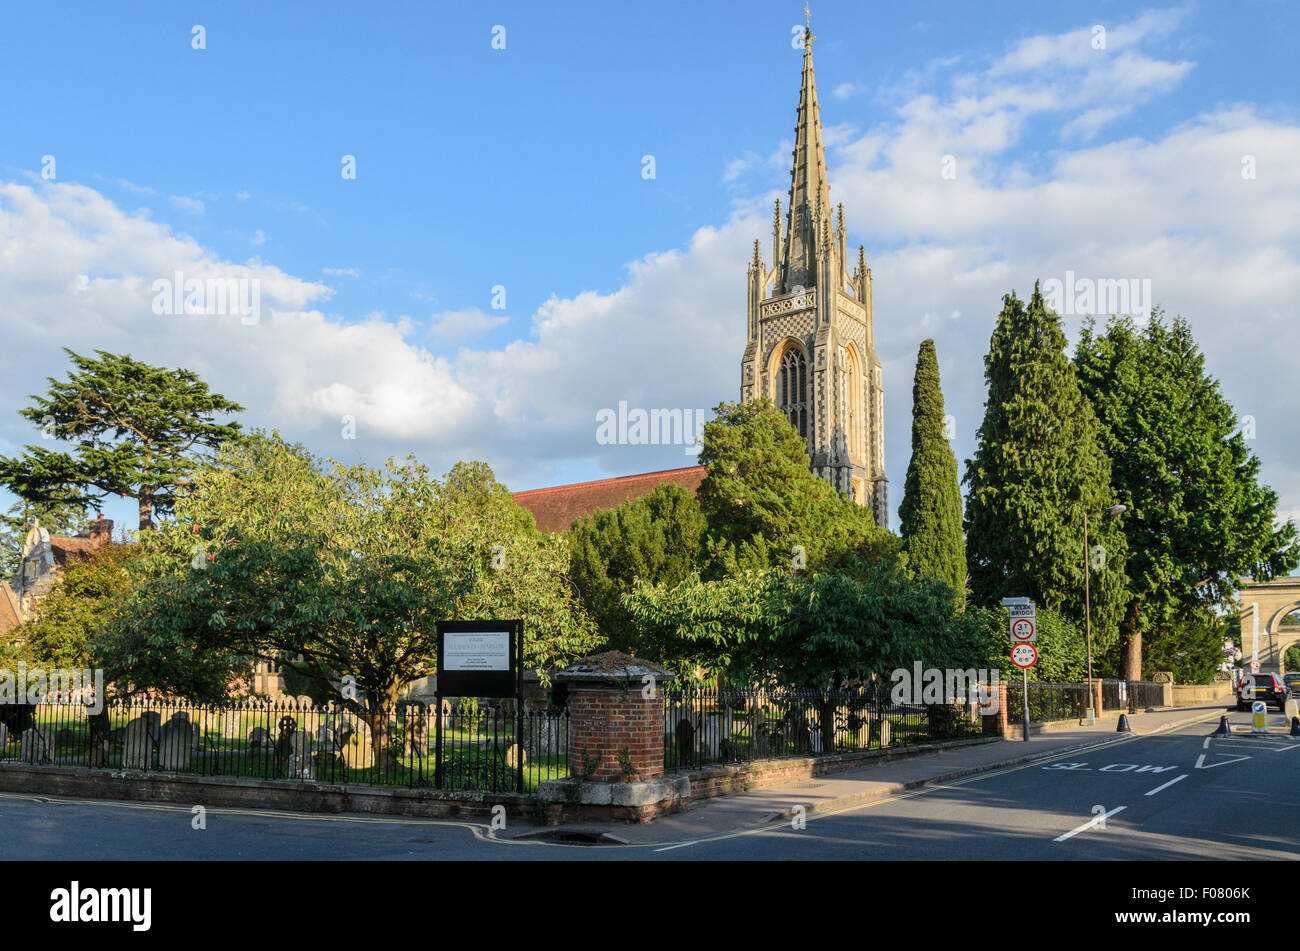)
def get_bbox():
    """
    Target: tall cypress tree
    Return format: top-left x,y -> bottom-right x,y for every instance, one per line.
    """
964,285 -> 1128,654
898,339 -> 966,598
1074,310 -> 1299,680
